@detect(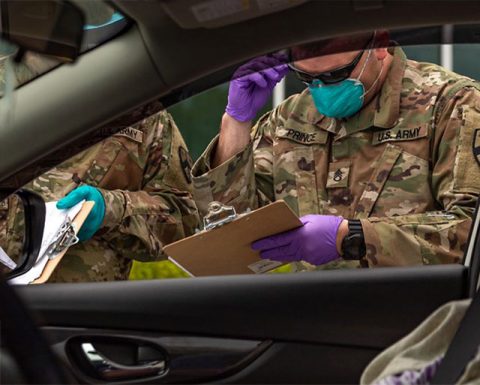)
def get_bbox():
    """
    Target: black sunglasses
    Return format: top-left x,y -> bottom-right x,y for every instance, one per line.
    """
288,36 -> 374,85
